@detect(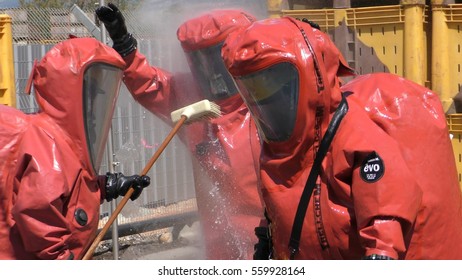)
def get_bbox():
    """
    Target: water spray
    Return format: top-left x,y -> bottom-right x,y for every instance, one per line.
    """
82,99 -> 222,260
